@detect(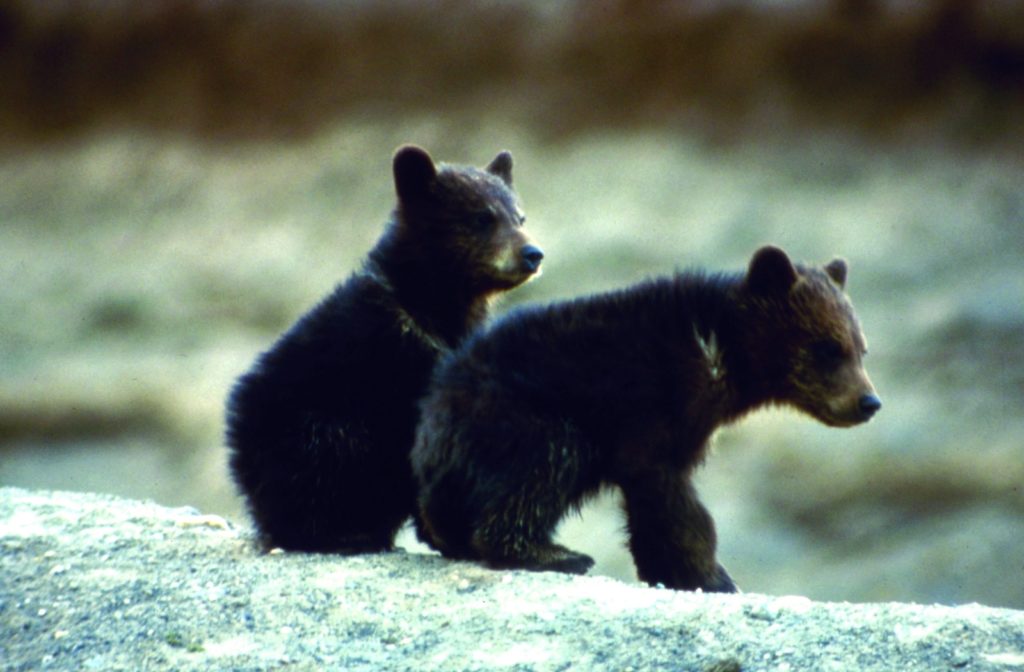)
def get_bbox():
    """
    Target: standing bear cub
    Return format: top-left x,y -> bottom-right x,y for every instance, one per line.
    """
412,246 -> 880,591
227,145 -> 542,553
